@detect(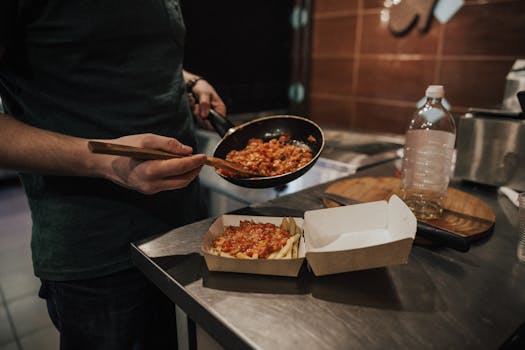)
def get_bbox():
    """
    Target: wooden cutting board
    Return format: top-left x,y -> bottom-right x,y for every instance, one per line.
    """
323,177 -> 495,240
